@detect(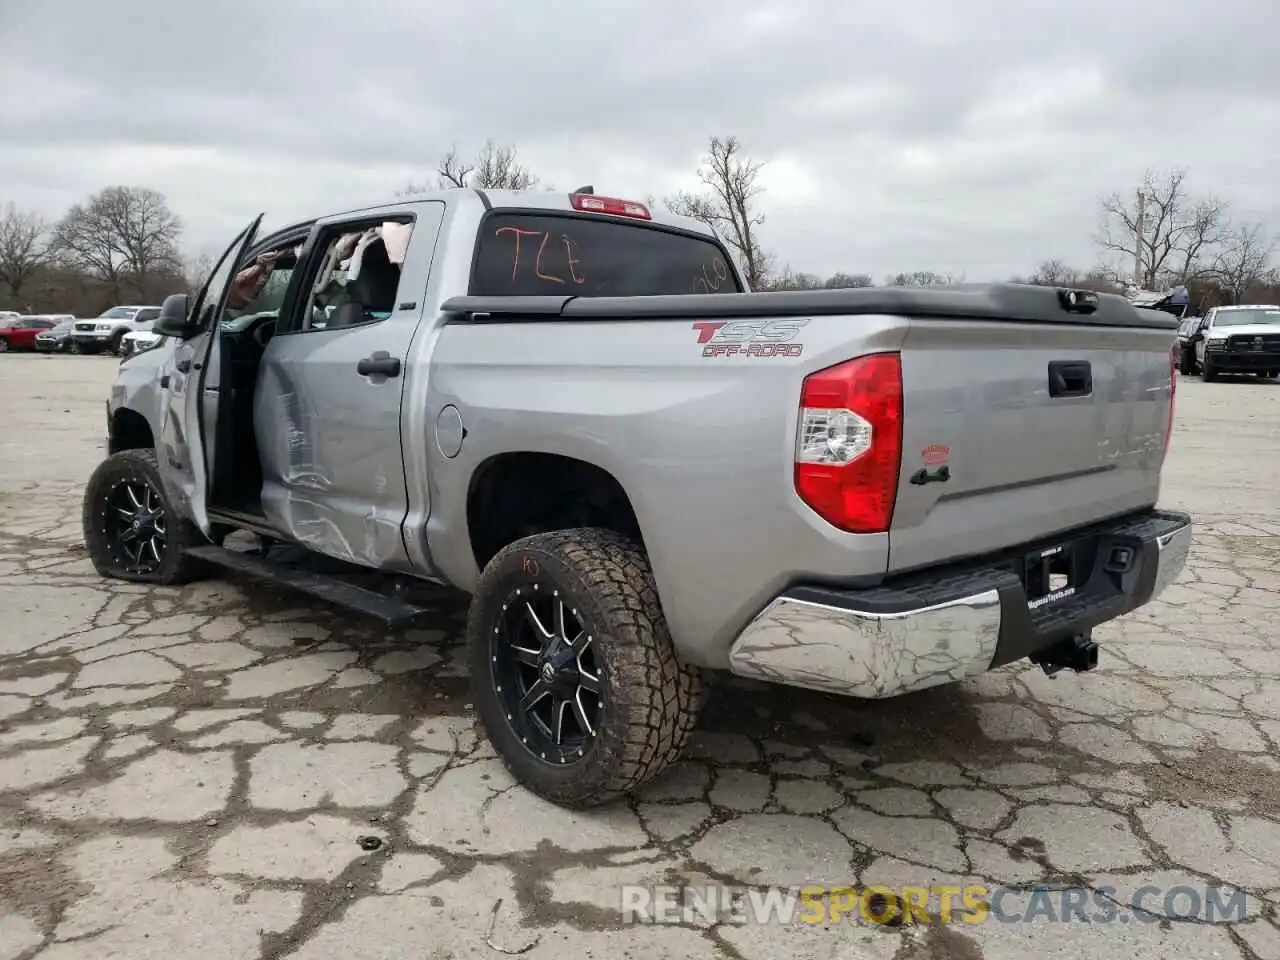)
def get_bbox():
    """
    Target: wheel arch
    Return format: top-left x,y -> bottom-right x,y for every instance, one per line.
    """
464,451 -> 645,573
109,406 -> 157,456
